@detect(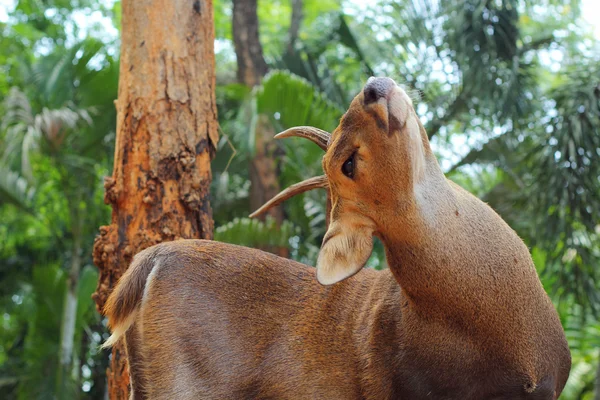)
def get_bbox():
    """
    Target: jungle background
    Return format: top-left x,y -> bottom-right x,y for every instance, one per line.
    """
0,0 -> 599,398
